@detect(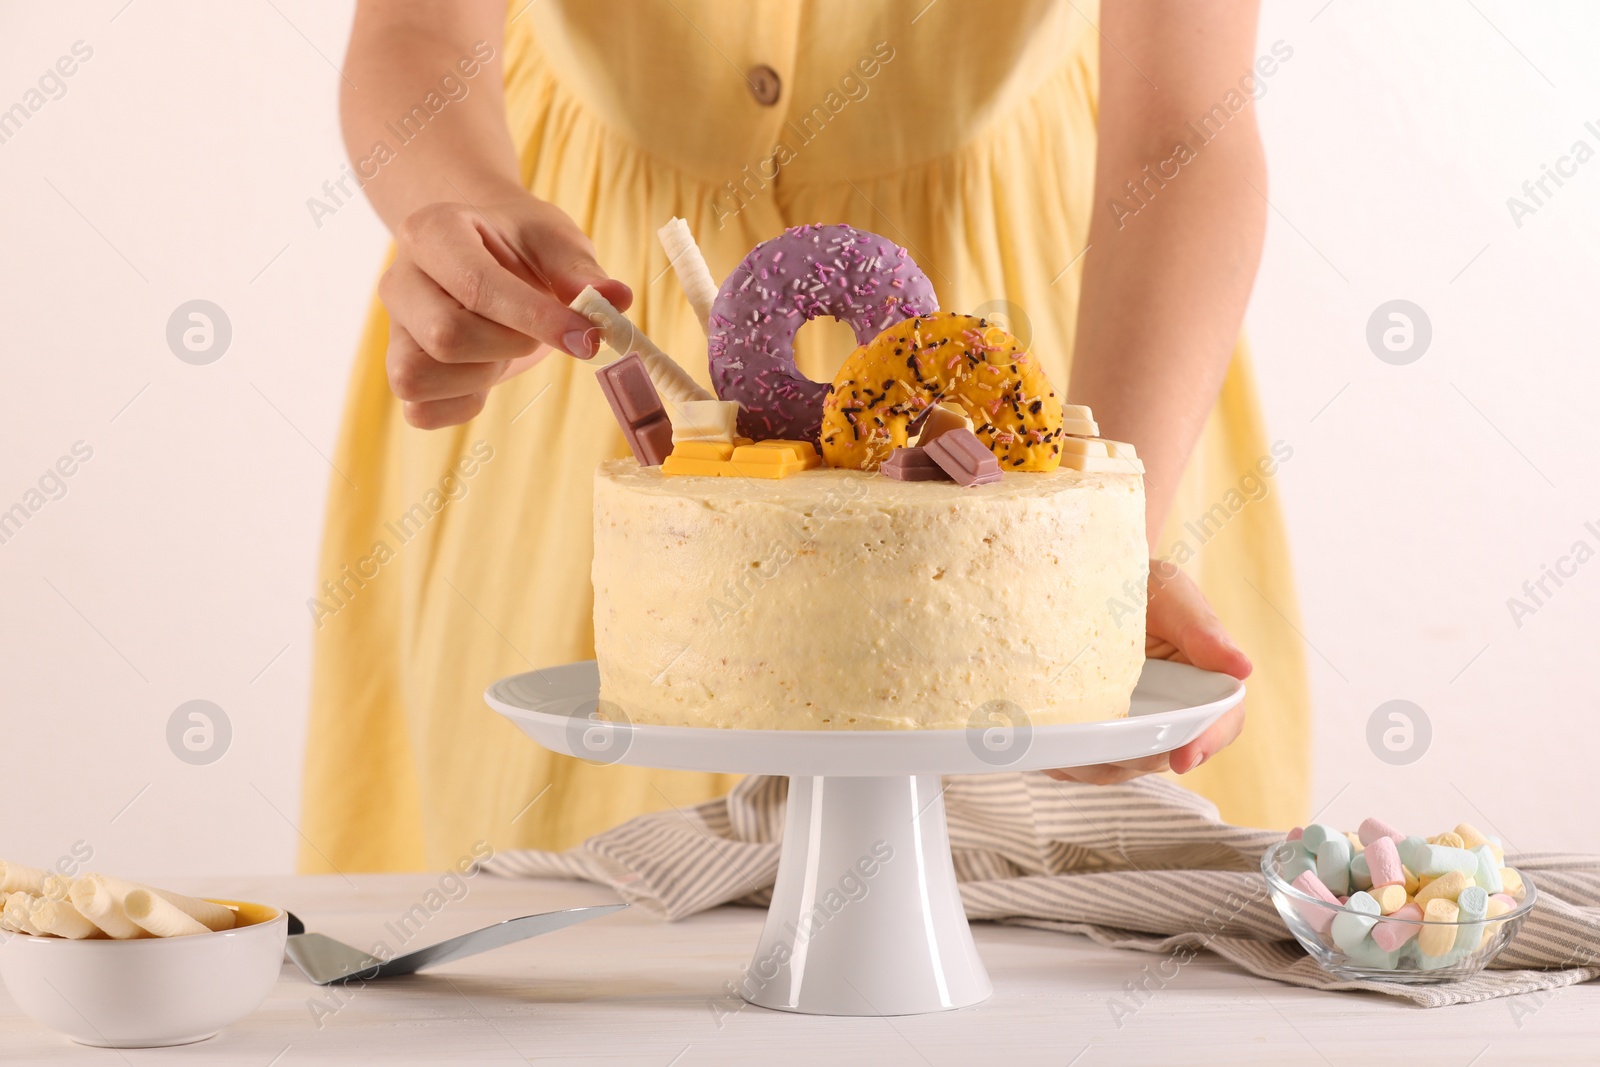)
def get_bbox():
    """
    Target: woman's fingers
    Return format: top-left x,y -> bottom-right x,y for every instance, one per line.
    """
1147,562 -> 1253,680
511,199 -> 634,311
380,258 -> 544,367
399,203 -> 598,359
403,390 -> 490,431
1168,702 -> 1246,775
